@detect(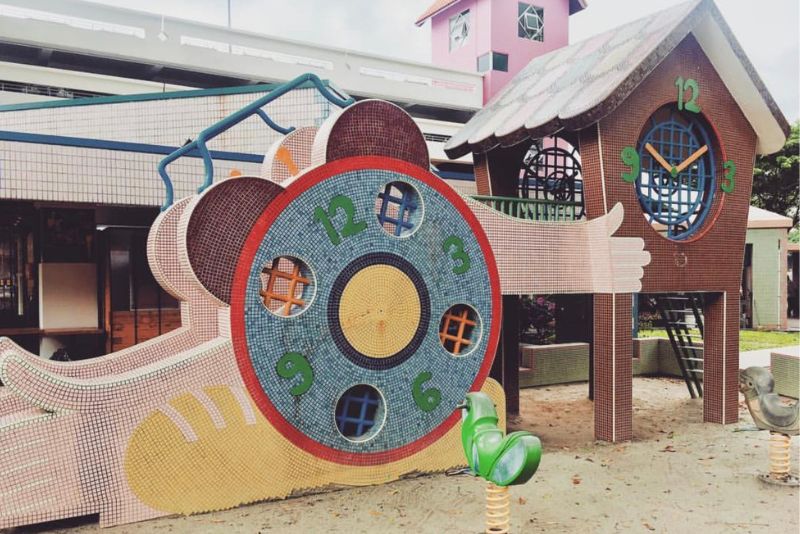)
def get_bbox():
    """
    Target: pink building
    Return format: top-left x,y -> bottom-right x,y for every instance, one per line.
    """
416,0 -> 587,102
